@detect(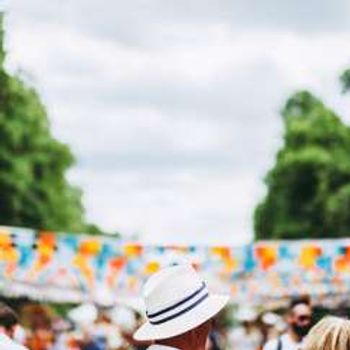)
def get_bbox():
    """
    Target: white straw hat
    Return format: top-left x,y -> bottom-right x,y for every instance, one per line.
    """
134,264 -> 229,341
